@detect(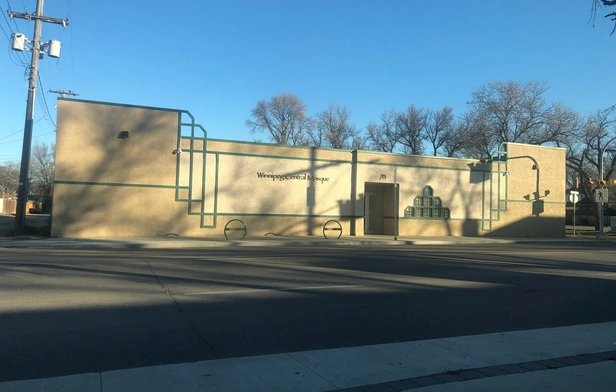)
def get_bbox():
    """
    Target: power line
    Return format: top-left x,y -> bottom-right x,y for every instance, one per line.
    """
1,3 -> 30,66
0,13 -> 10,40
6,1 -> 32,41
0,117 -> 45,143
68,0 -> 73,85
0,129 -> 24,143
36,74 -> 56,129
